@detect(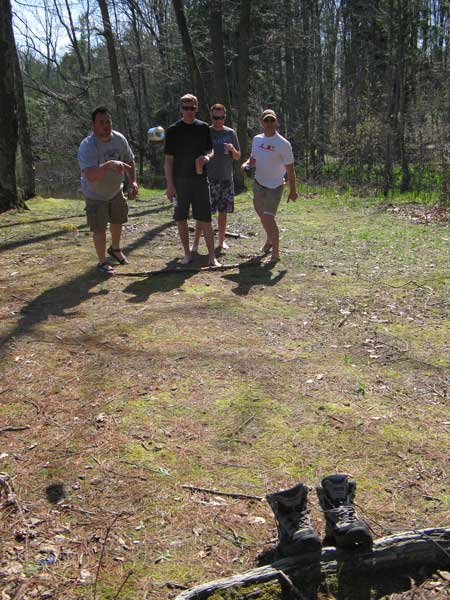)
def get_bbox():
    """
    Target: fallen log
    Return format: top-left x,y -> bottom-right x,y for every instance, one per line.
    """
115,257 -> 262,278
188,226 -> 249,239
175,527 -> 450,599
